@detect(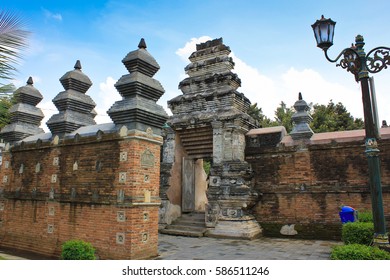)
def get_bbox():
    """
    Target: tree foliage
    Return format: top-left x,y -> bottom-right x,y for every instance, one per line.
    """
272,101 -> 294,132
0,10 -> 30,84
0,10 -> 29,129
247,103 -> 272,128
311,100 -> 364,133
0,85 -> 15,129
